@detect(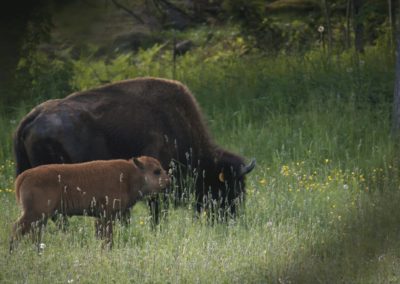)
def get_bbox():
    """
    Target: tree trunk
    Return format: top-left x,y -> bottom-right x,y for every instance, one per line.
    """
321,0 -> 333,53
393,46 -> 400,135
388,0 -> 397,49
110,0 -> 145,24
392,2 -> 400,136
345,0 -> 352,49
0,10 -> 28,106
353,0 -> 364,53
